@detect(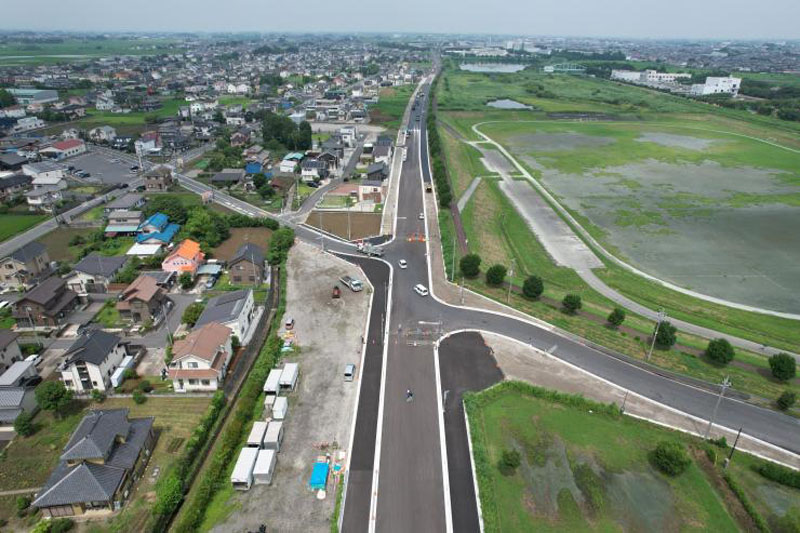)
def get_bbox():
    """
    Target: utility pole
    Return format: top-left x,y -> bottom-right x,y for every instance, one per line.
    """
646,308 -> 667,362
724,427 -> 743,469
451,233 -> 456,280
704,376 -> 732,440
